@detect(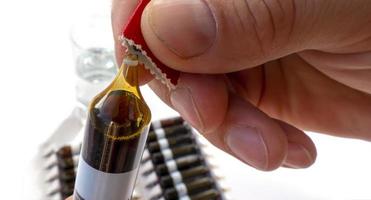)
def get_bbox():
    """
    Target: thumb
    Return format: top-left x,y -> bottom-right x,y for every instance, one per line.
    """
140,0 -> 371,73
